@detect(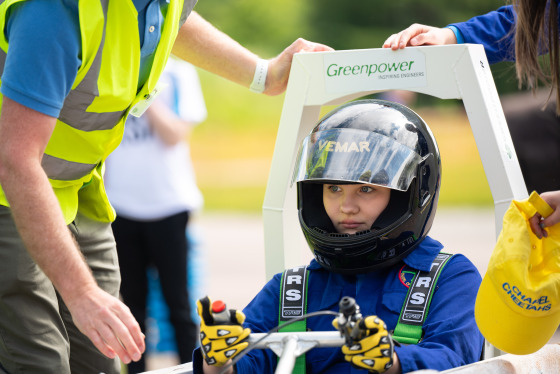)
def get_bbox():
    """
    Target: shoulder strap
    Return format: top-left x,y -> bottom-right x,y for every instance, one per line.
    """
393,252 -> 453,345
278,266 -> 309,374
